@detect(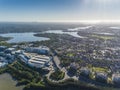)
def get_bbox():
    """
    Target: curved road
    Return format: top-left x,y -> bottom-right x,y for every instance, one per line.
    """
46,56 -> 78,83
